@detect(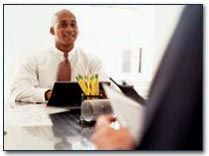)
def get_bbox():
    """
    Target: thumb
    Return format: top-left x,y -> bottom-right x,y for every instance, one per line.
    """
95,115 -> 115,128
